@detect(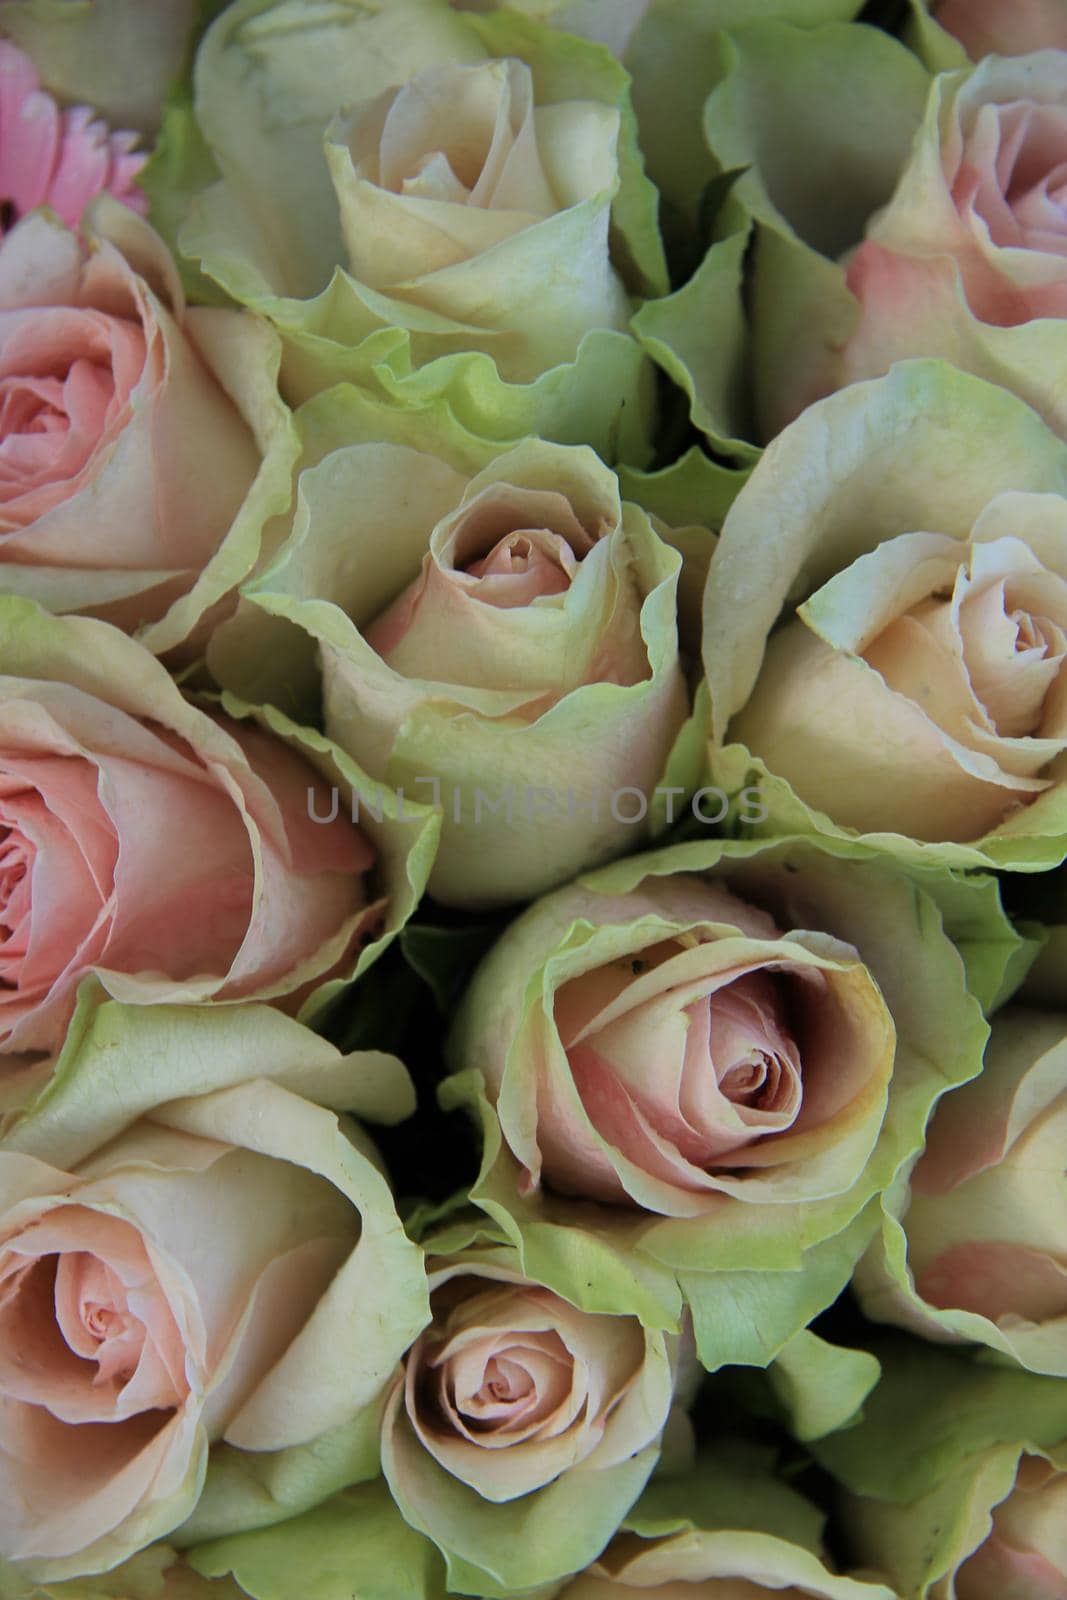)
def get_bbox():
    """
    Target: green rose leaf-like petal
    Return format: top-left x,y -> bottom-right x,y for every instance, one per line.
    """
444,833 -> 992,1368
815,1340 -> 1067,1598
565,1444 -> 896,1599
767,1329 -> 881,1443
189,1480 -> 450,1600
698,19 -> 929,440
625,0 -> 868,225
631,215 -> 759,463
